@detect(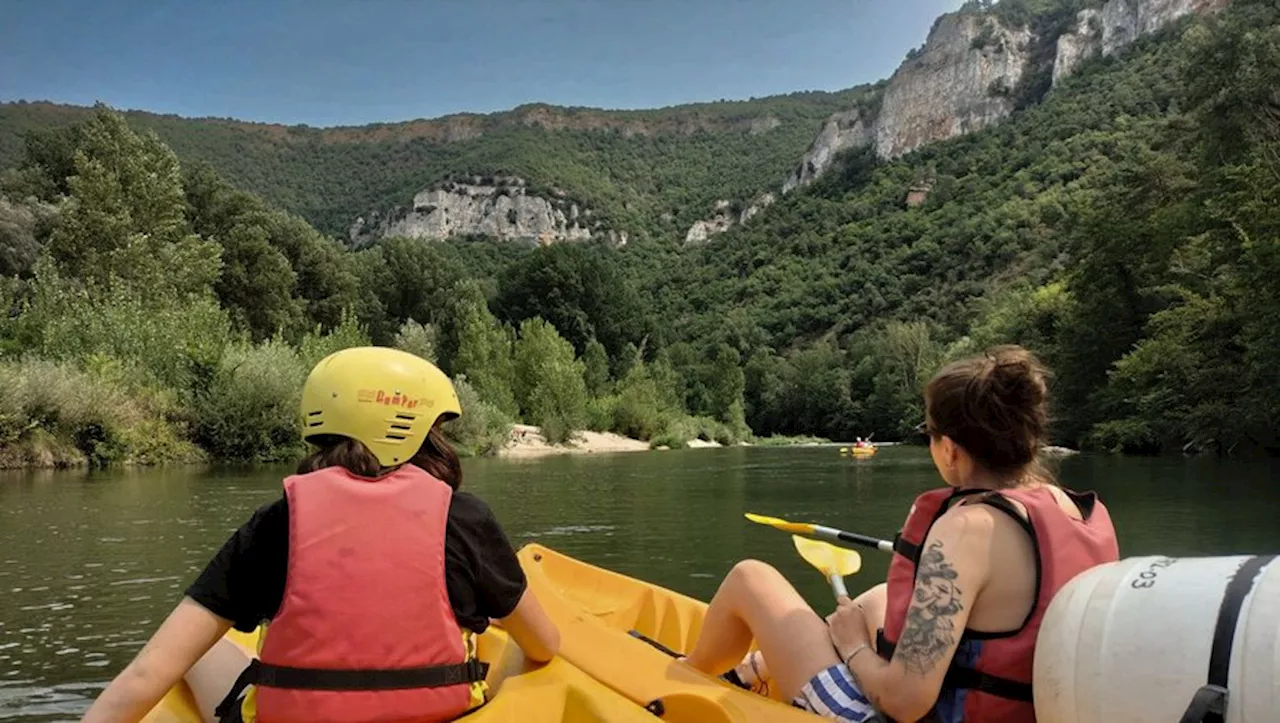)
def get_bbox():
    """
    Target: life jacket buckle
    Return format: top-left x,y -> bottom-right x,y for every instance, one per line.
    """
465,658 -> 490,683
